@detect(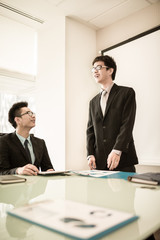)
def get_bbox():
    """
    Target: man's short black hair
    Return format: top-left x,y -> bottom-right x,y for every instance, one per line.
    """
92,55 -> 117,80
8,101 -> 28,129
